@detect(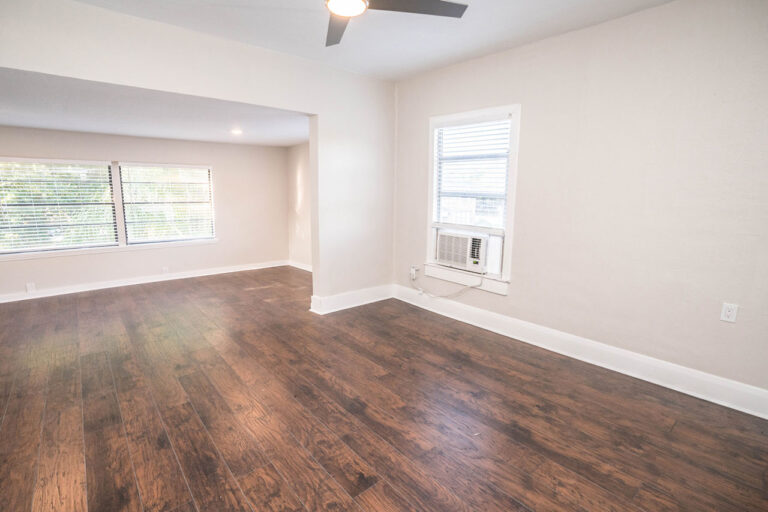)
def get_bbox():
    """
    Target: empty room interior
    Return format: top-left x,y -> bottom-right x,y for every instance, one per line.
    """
0,0 -> 766,511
